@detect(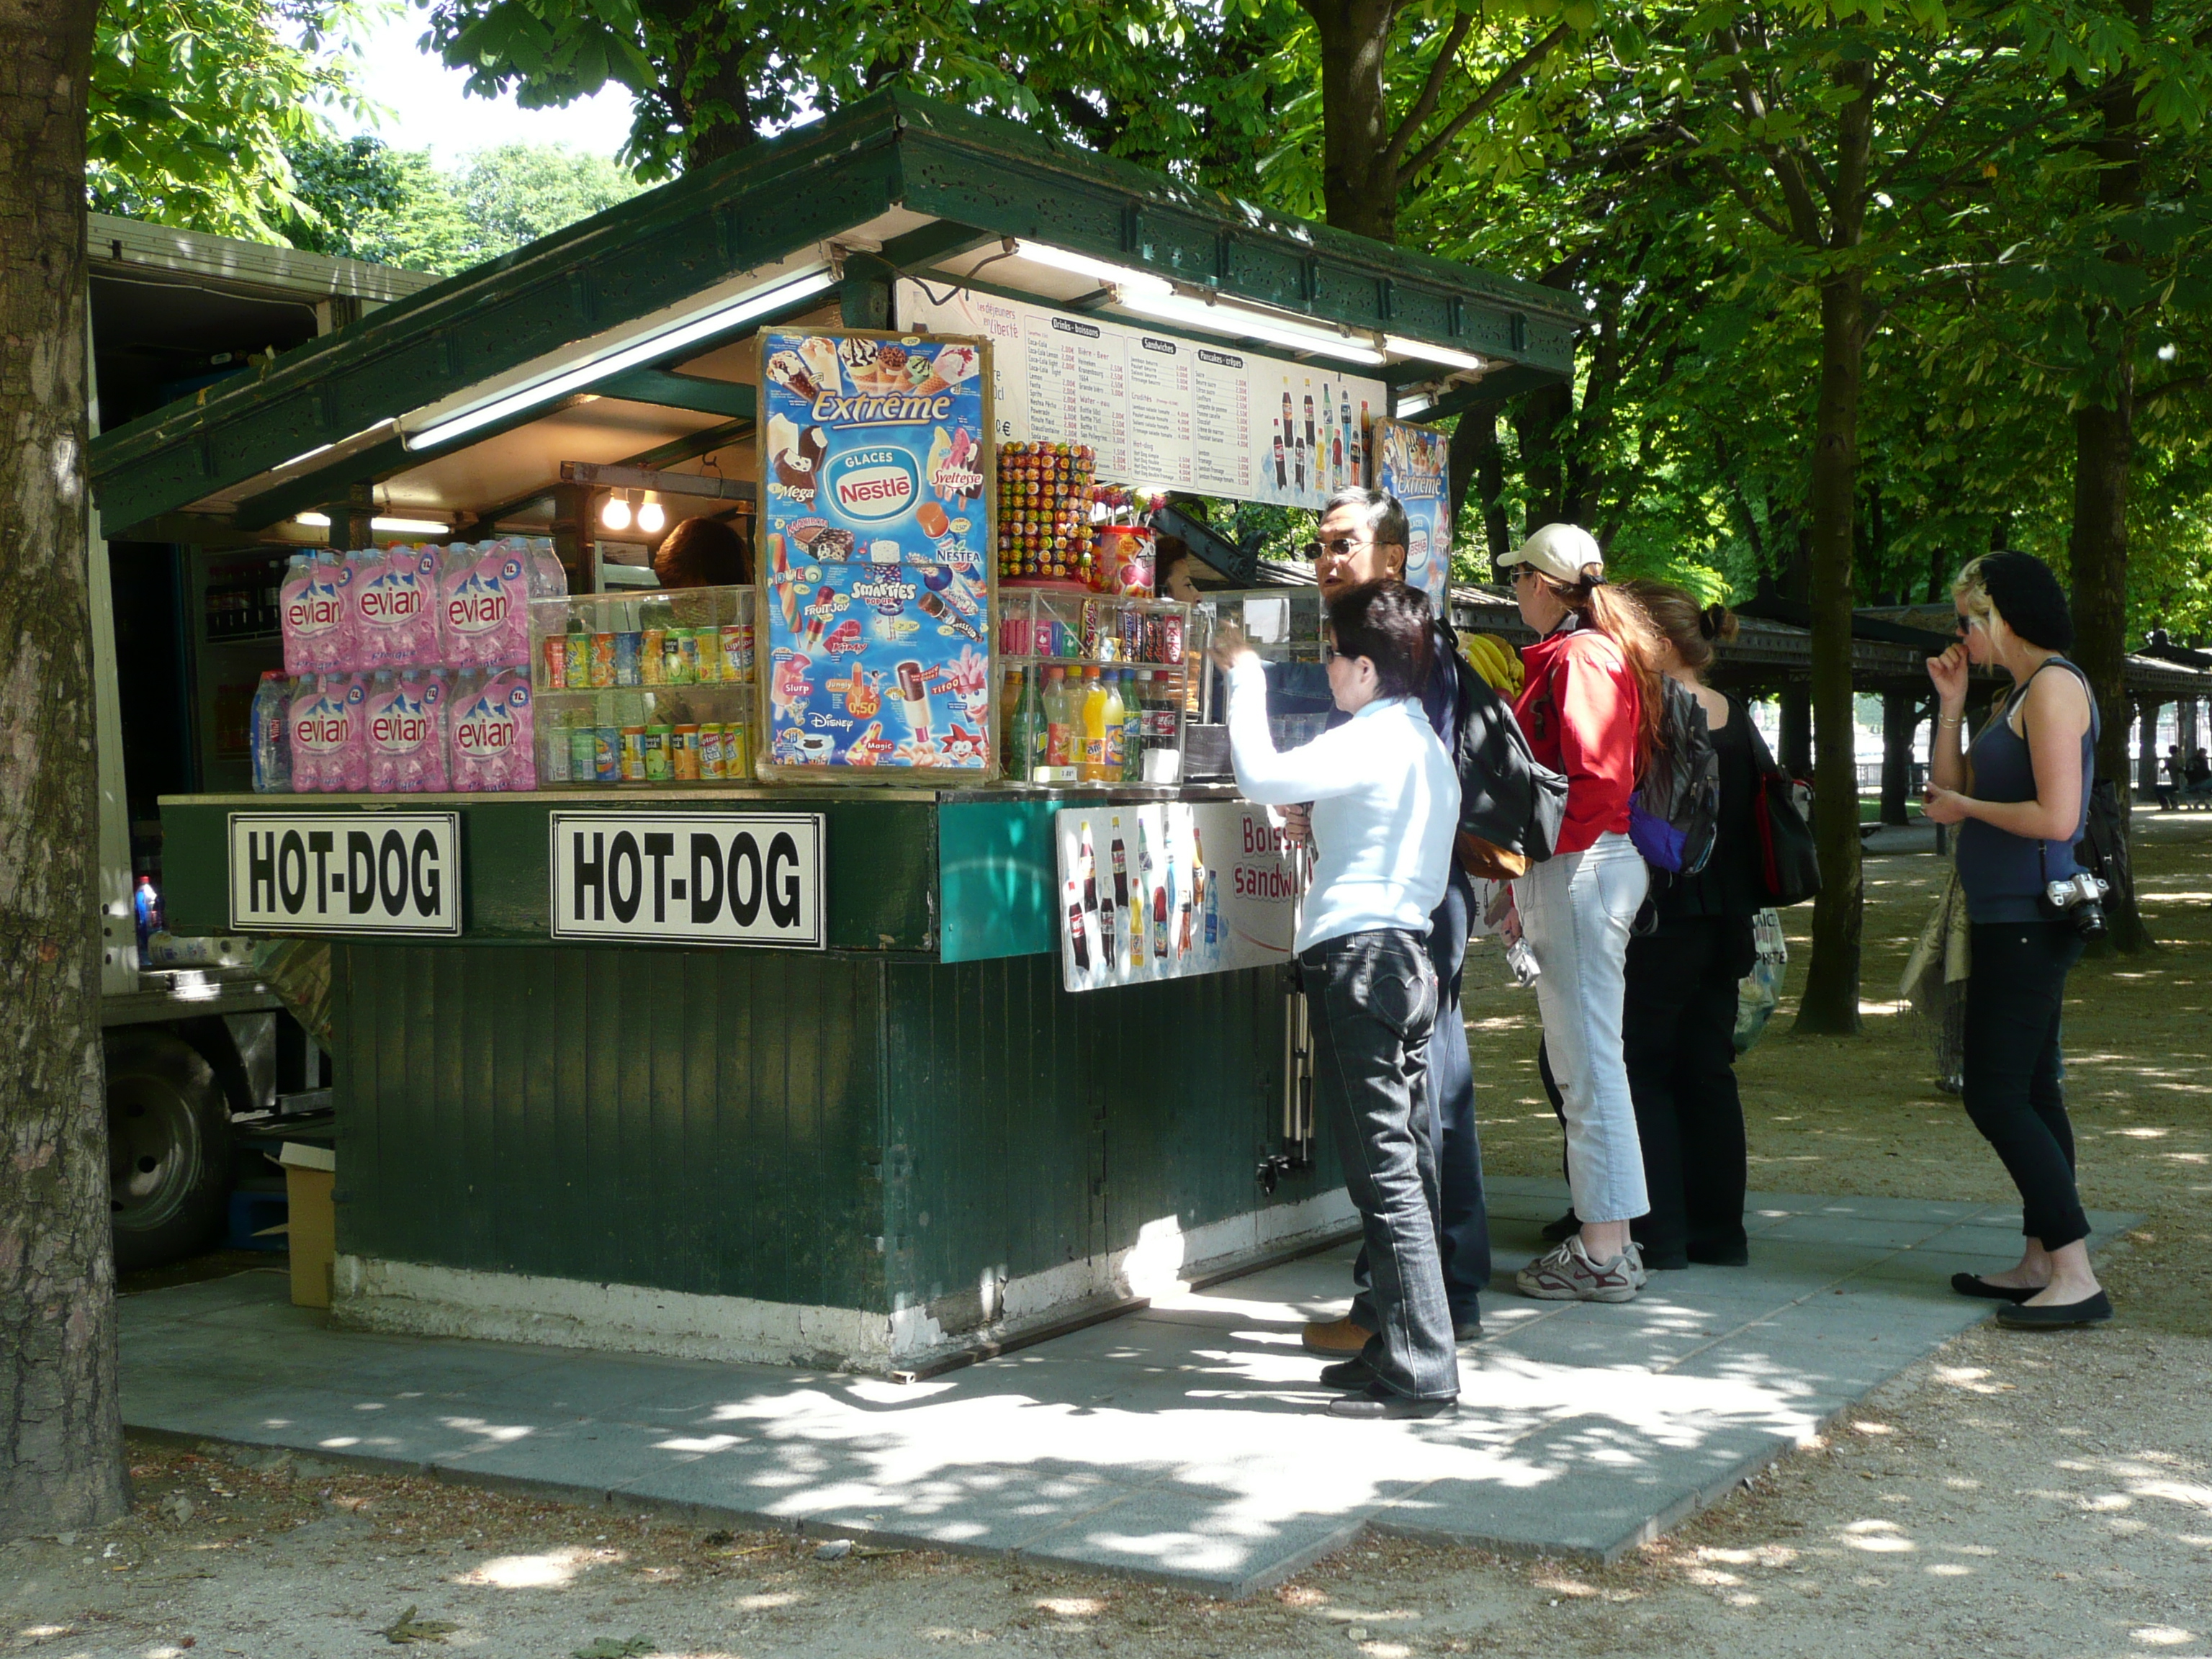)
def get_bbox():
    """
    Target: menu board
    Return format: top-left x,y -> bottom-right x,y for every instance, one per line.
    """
756,328 -> 996,775
899,282 -> 1387,512
1054,801 -> 1300,992
1371,418 -> 1453,608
